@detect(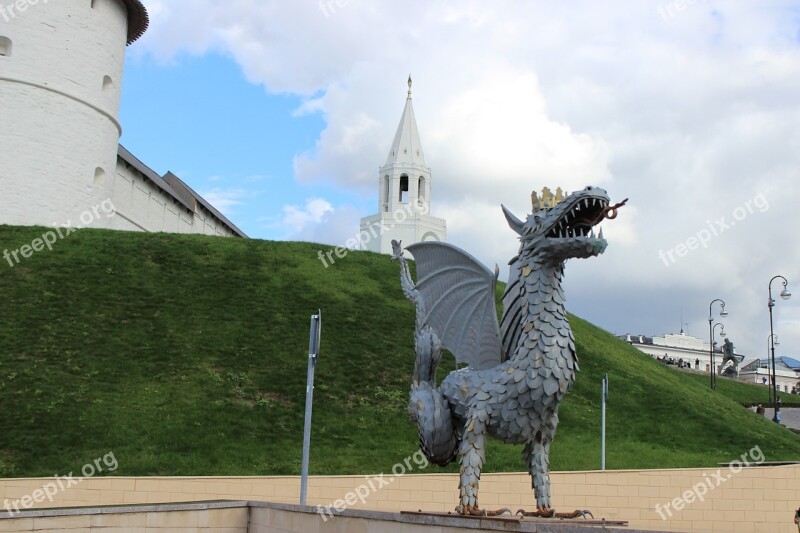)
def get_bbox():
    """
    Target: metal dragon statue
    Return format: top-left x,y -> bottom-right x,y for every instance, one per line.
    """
392,186 -> 626,518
